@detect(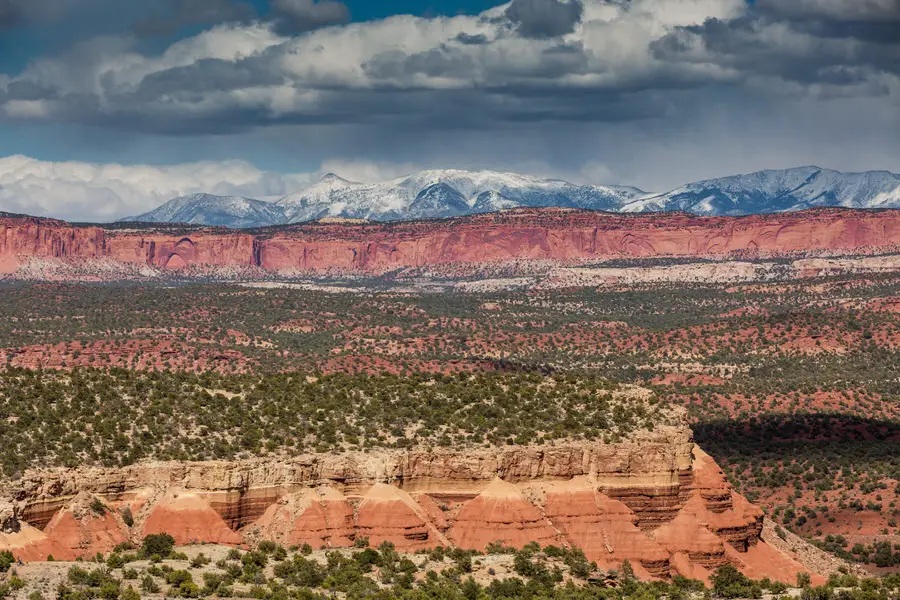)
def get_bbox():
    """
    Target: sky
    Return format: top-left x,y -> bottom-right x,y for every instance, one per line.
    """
0,0 -> 898,221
